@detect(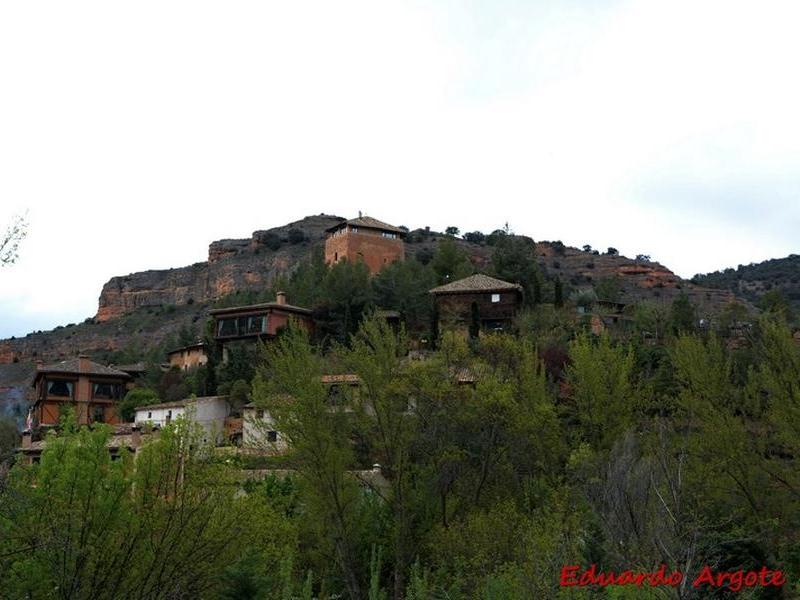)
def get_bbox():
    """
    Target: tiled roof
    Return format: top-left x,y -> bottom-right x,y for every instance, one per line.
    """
321,374 -> 361,384
209,301 -> 312,316
136,395 -> 228,411
325,215 -> 405,234
429,274 -> 523,295
112,362 -> 147,373
35,358 -> 131,379
166,342 -> 206,355
137,399 -> 188,411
